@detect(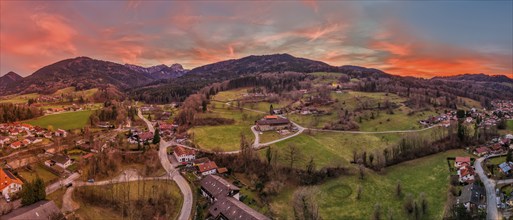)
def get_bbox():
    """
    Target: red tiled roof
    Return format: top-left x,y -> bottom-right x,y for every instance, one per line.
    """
174,146 -> 195,157
198,161 -> 218,173
455,157 -> 471,163
0,169 -> 23,191
475,147 -> 491,154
